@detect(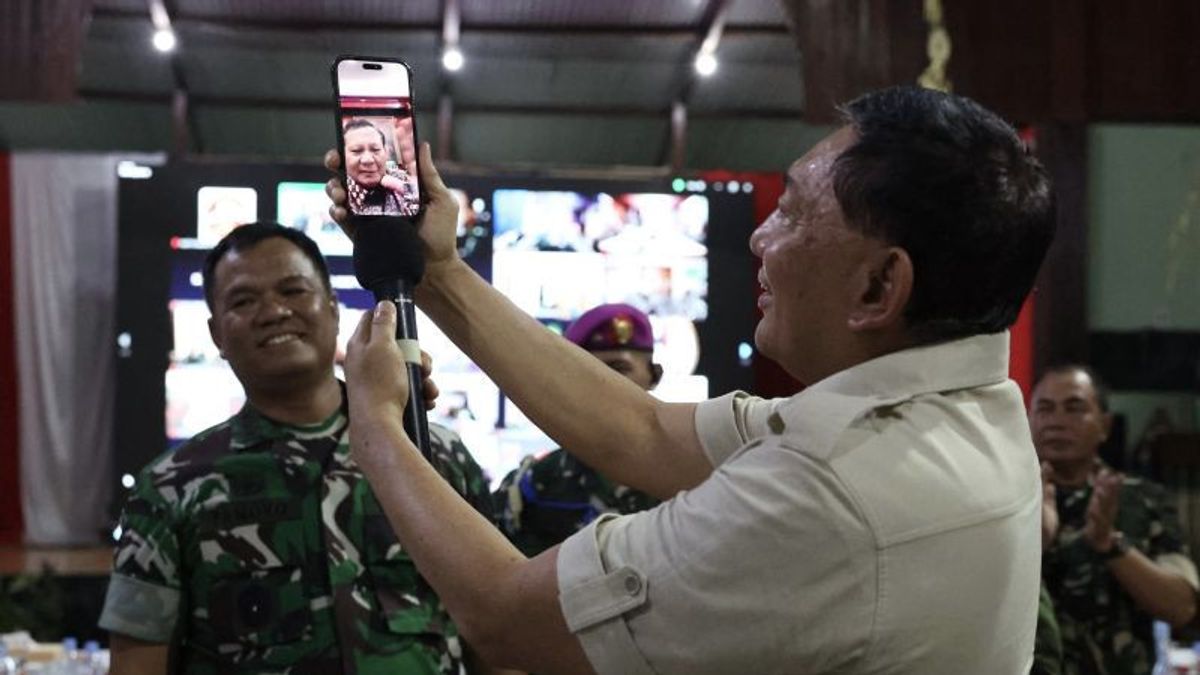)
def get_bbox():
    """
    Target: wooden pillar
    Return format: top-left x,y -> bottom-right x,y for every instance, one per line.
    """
778,0 -> 924,123
0,0 -> 88,102
669,101 -> 688,173
171,88 -> 190,158
437,93 -> 454,162
1032,123 -> 1090,376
